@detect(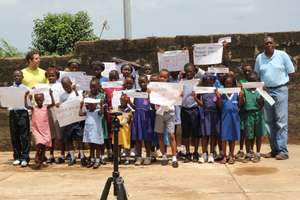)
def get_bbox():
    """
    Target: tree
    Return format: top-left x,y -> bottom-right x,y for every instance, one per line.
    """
32,11 -> 97,55
0,38 -> 22,58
